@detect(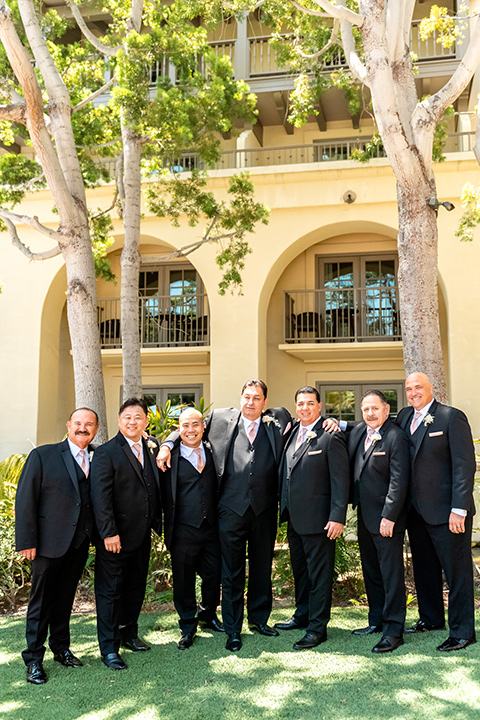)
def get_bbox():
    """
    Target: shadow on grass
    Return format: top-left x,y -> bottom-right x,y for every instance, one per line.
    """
0,607 -> 479,720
